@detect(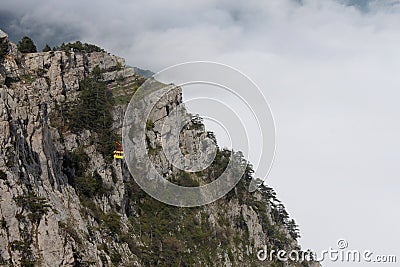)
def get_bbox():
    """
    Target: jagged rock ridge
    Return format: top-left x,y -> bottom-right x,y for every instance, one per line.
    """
0,32 -> 319,267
